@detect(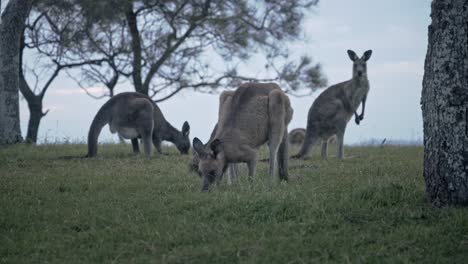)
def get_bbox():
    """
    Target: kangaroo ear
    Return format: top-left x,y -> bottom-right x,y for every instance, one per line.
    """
182,121 -> 190,137
347,50 -> 358,61
193,137 -> 207,159
362,50 -> 372,61
210,139 -> 223,158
